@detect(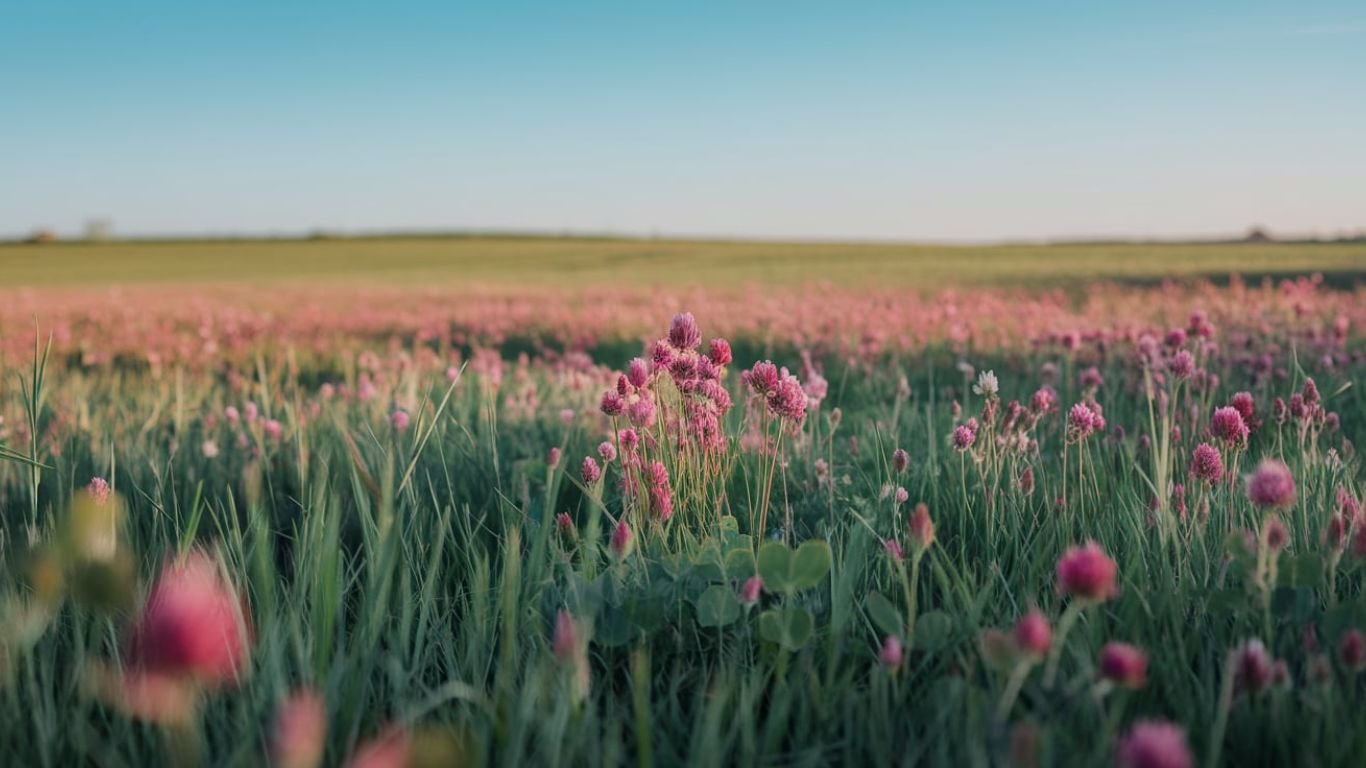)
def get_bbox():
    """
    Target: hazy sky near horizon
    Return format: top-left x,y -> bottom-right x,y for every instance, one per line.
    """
3,1 -> 1364,242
